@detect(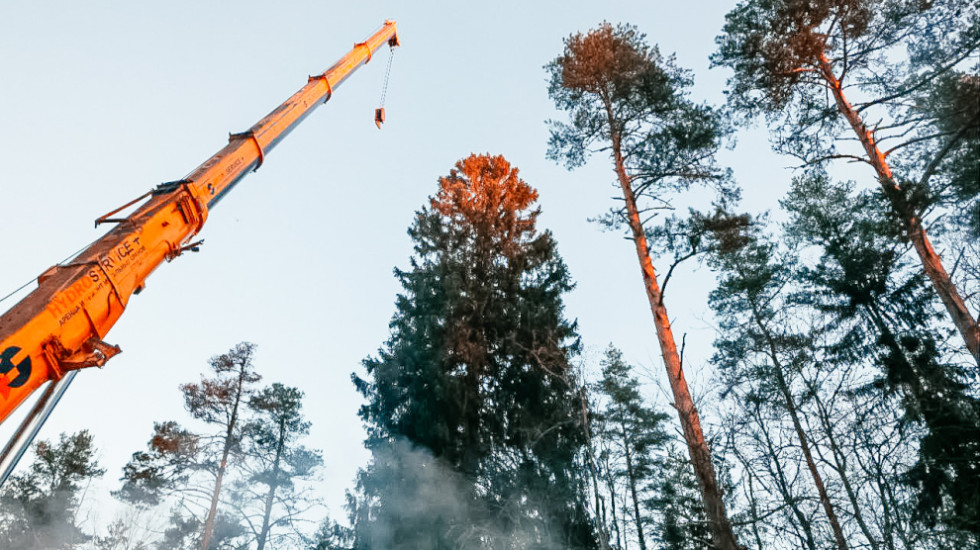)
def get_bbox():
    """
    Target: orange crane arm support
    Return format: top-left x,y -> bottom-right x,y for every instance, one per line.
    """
0,21 -> 398,424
